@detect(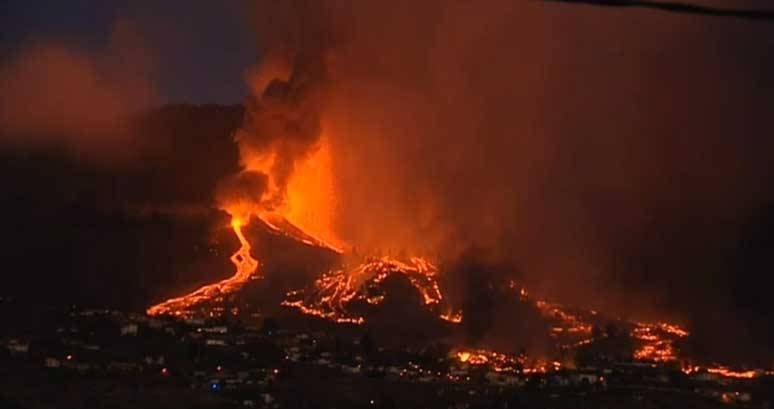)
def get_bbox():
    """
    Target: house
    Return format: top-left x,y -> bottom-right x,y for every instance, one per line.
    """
692,372 -> 721,382
6,339 -> 29,354
572,372 -> 600,384
450,368 -> 468,377
120,323 -> 139,336
148,318 -> 165,329
144,355 -> 166,365
185,318 -> 205,326
721,391 -> 752,404
550,374 -> 571,386
485,371 -> 523,386
204,326 -> 228,334
44,357 -> 61,368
